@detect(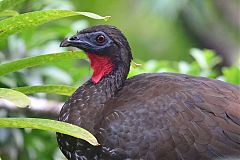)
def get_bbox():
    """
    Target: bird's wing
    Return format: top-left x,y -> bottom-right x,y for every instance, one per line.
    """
95,73 -> 240,160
